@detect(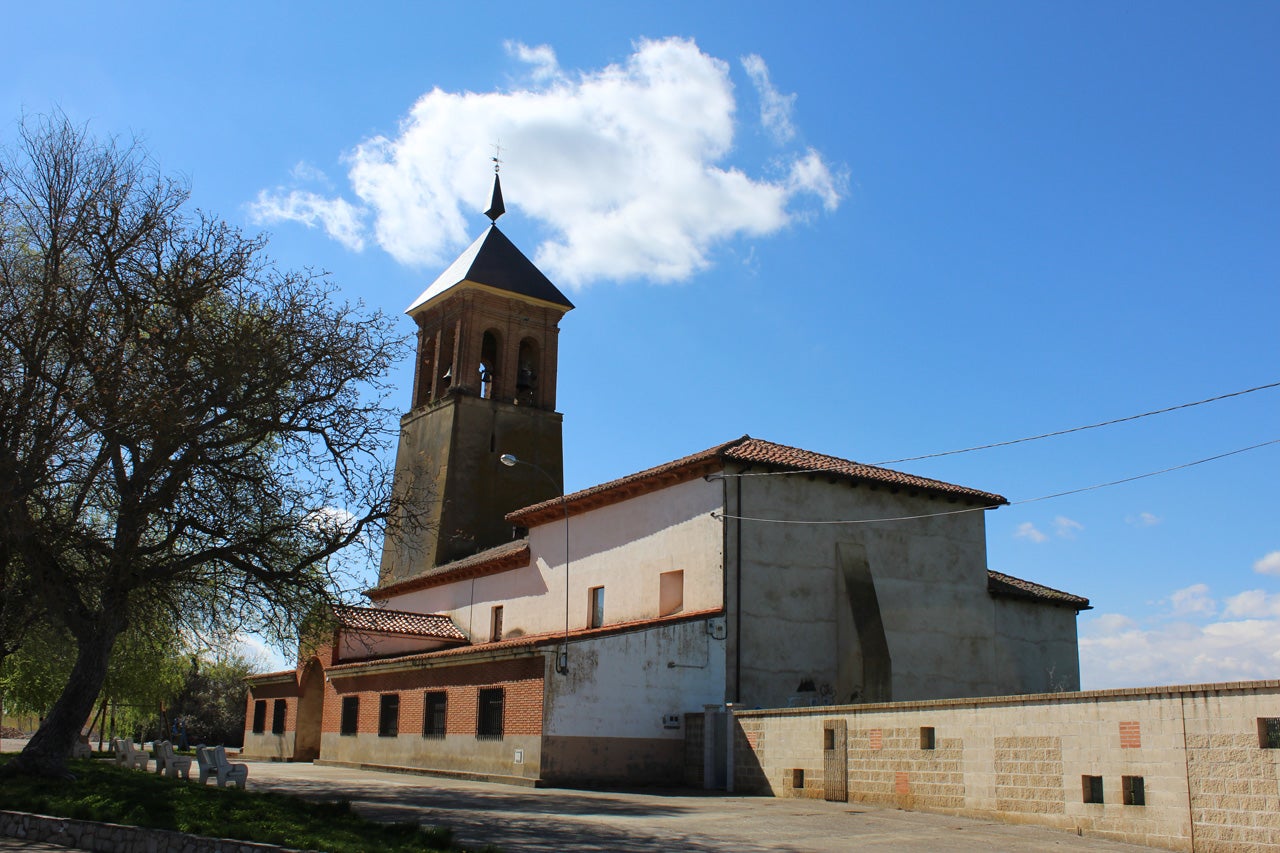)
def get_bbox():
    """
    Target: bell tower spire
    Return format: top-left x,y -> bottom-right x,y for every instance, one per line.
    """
484,148 -> 505,224
377,165 -> 574,587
